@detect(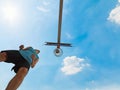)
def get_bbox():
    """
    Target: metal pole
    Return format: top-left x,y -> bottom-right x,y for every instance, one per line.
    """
57,0 -> 63,48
